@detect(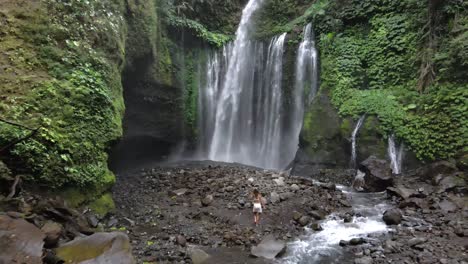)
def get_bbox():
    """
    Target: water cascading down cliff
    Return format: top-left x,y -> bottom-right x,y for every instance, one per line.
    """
197,0 -> 319,170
